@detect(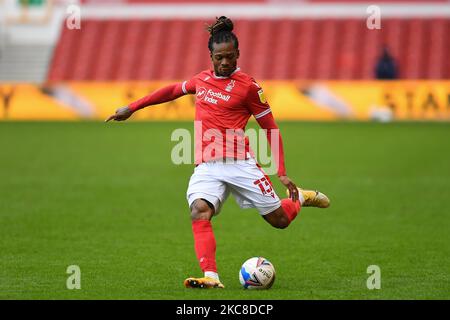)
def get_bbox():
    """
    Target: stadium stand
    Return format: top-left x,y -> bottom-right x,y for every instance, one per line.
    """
48,17 -> 449,81
0,0 -> 449,82
1,0 -> 449,121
